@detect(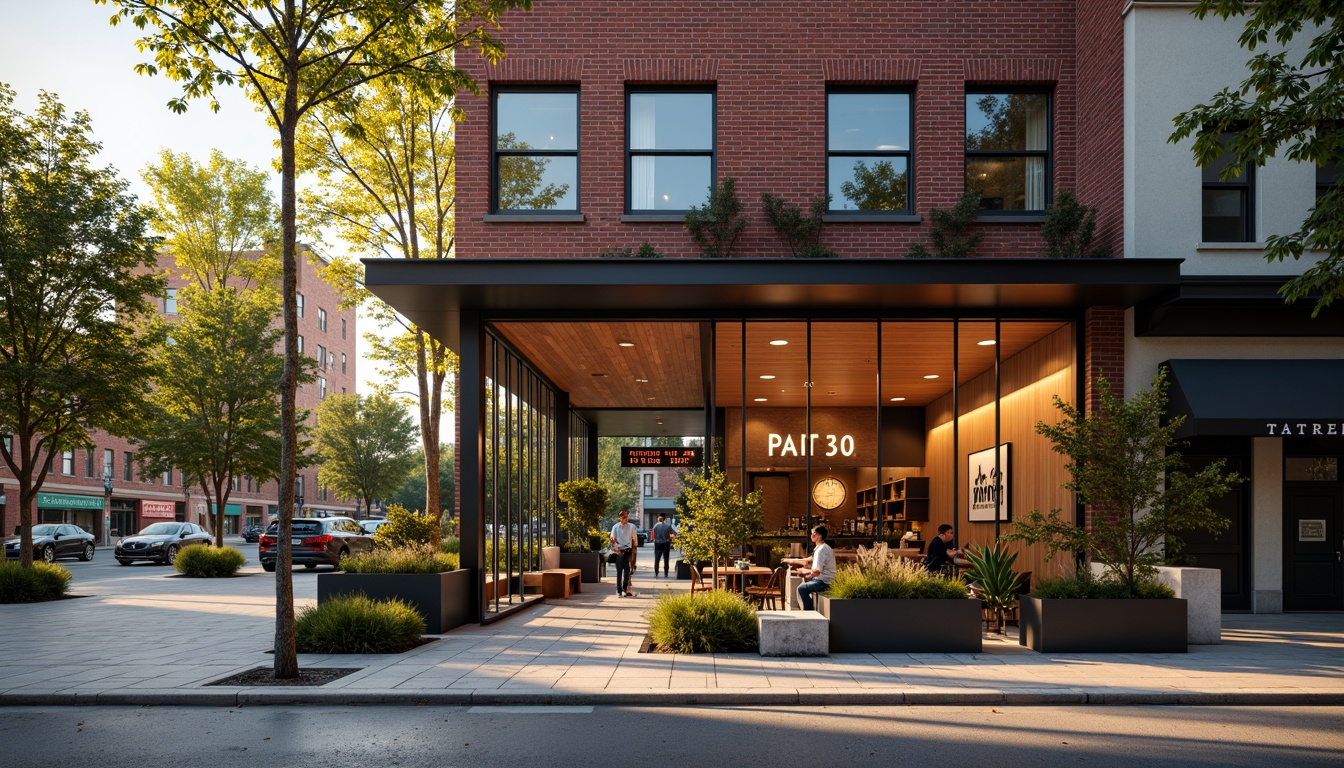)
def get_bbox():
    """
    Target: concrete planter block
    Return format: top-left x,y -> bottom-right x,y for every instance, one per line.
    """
758,610 -> 829,656
318,569 -> 472,634
1156,566 -> 1222,644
